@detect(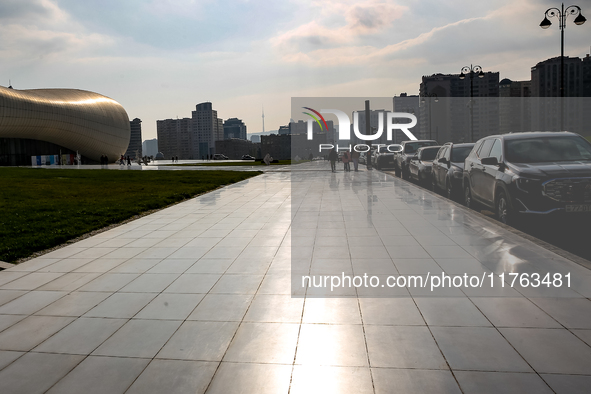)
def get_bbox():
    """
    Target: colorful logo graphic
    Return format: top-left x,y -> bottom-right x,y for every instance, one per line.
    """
303,107 -> 418,142
302,107 -> 329,132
